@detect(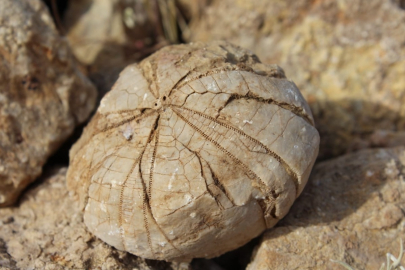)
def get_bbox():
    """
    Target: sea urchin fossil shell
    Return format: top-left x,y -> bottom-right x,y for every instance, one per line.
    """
67,41 -> 320,262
